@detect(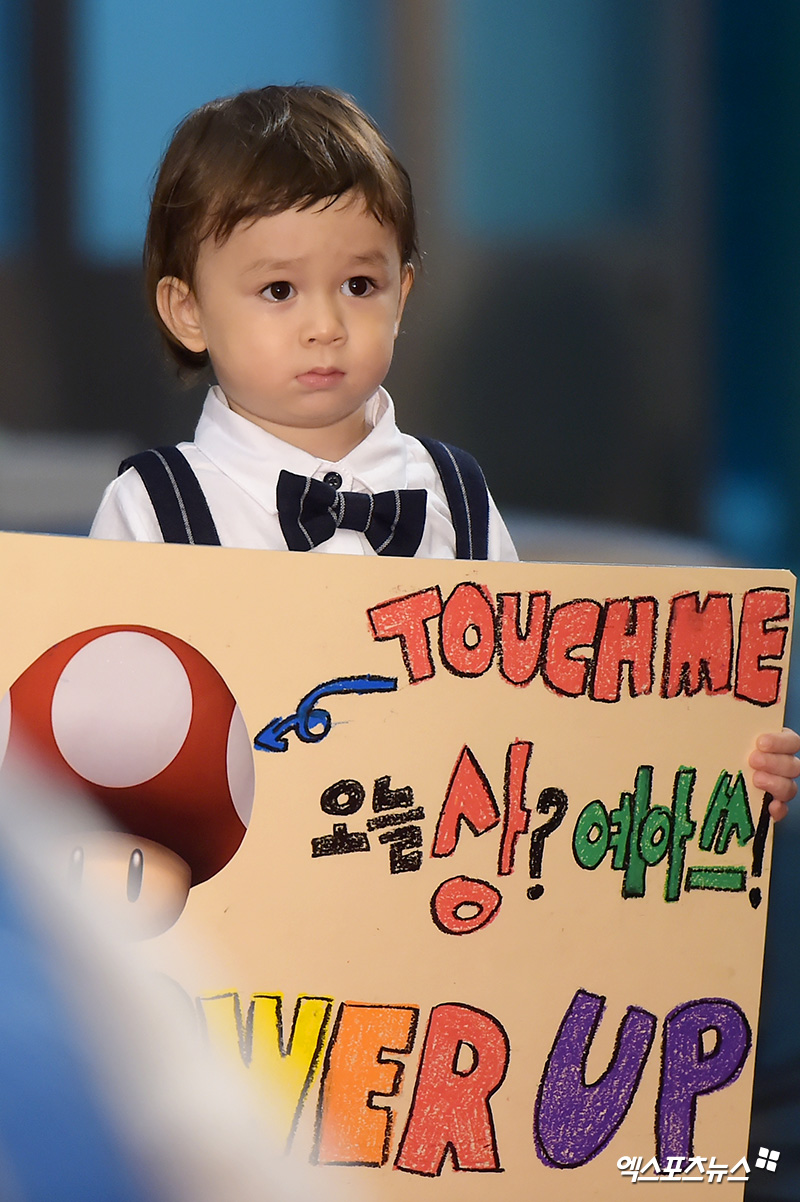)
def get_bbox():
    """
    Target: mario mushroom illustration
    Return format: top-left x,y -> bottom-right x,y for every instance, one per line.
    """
0,625 -> 254,937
